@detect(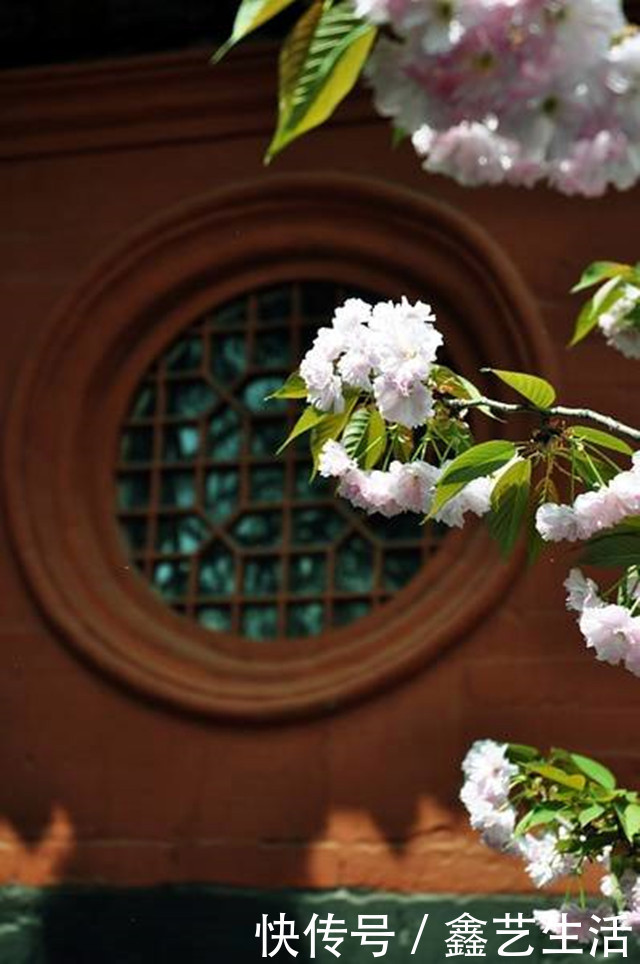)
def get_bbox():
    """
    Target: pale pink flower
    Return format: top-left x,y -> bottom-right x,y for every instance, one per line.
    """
318,441 -> 357,479
536,503 -> 579,542
518,832 -> 579,888
373,373 -> 435,428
